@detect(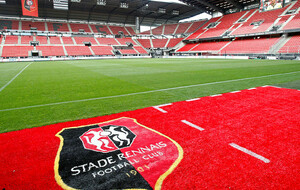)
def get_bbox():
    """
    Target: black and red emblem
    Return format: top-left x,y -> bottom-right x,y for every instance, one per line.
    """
55,117 -> 183,190
80,125 -> 136,153
24,0 -> 34,11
